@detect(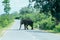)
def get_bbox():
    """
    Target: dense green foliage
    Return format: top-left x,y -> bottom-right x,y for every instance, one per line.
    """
54,23 -> 60,32
0,0 -> 60,32
26,0 -> 60,32
19,2 -> 60,32
0,0 -> 19,29
0,14 -> 14,28
32,0 -> 60,23
0,0 -> 14,29
20,11 -> 56,30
